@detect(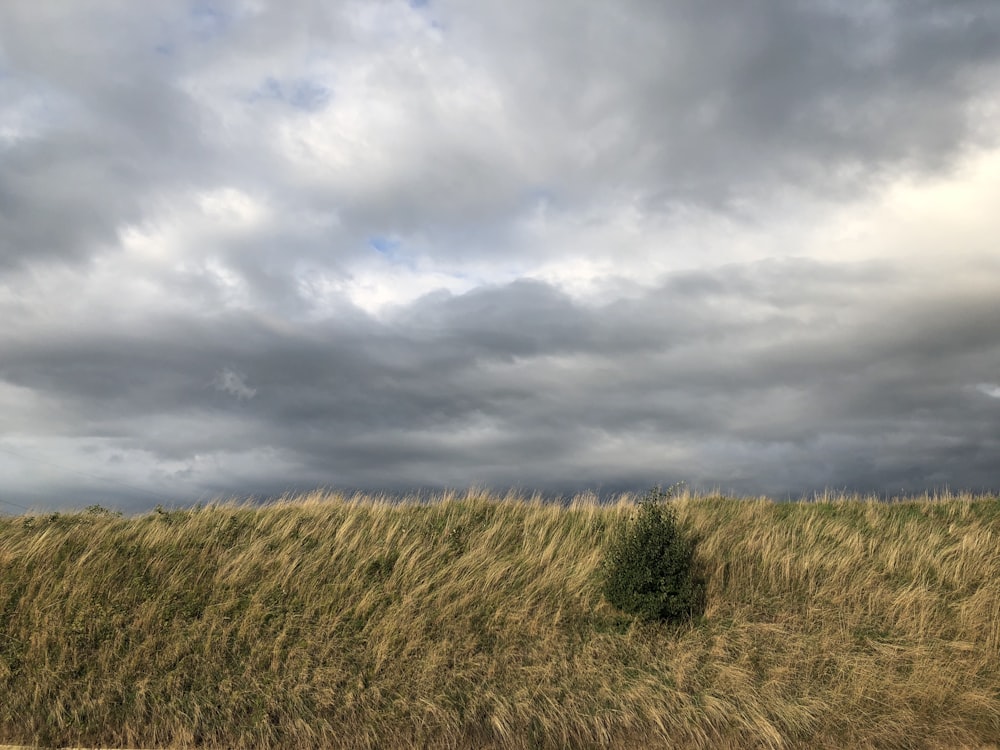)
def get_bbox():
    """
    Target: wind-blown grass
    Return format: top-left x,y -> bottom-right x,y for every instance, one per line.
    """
1,489 -> 998,749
